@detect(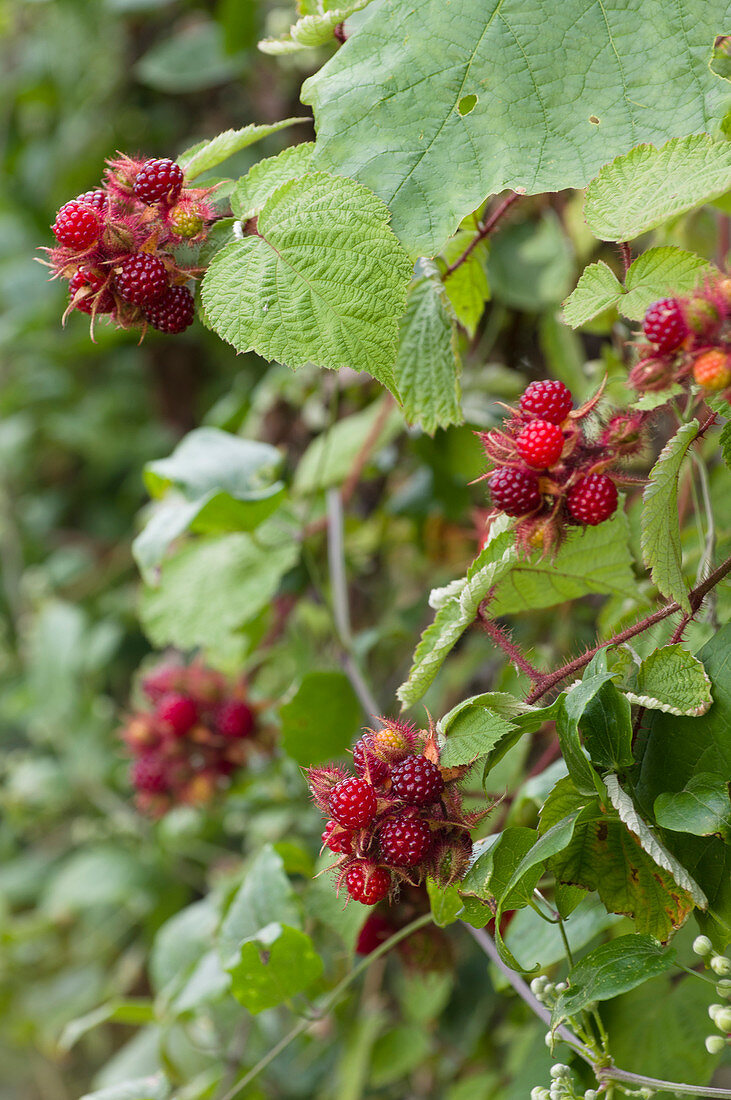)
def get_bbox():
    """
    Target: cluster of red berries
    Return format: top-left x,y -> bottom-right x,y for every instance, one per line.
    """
631,279 -> 731,397
45,155 -> 217,336
120,658 -> 262,816
478,379 -> 642,554
308,720 -> 479,906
